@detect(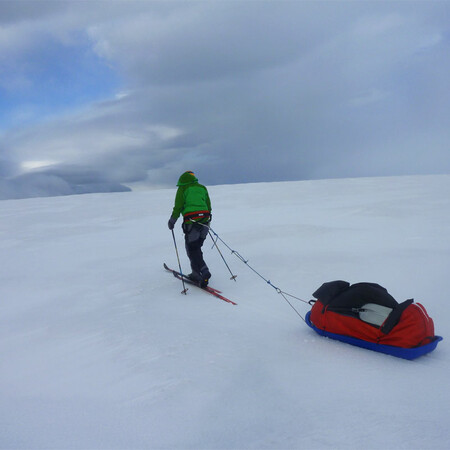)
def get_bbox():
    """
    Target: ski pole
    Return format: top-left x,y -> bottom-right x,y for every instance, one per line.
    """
171,229 -> 188,294
208,230 -> 237,281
